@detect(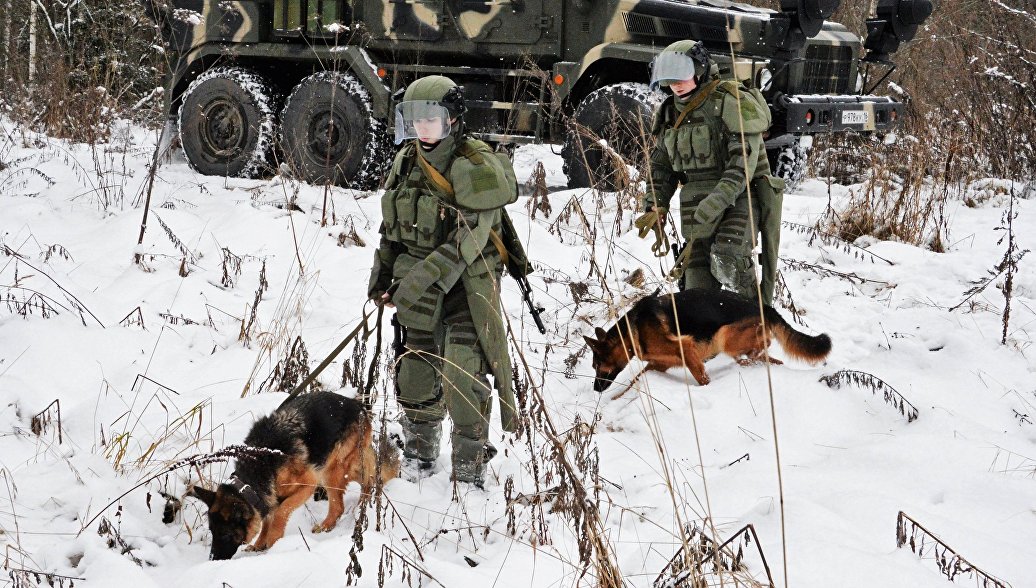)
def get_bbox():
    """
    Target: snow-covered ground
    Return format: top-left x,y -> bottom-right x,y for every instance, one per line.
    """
1,121 -> 1034,588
